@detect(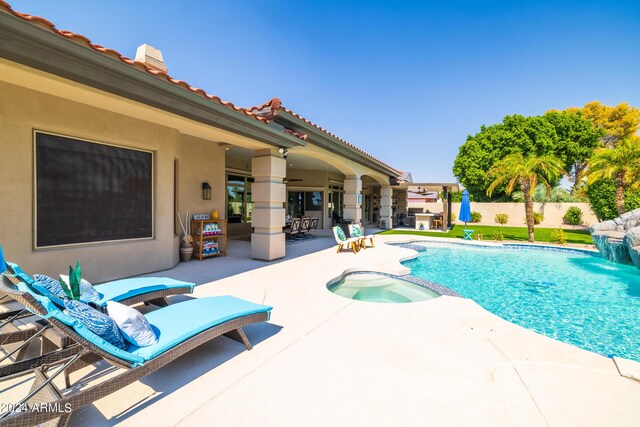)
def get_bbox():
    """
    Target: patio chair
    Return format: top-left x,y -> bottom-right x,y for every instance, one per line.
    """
0,260 -> 194,359
308,217 -> 319,234
0,274 -> 272,427
299,216 -> 311,238
349,224 -> 375,249
332,226 -> 360,254
284,217 -> 301,239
